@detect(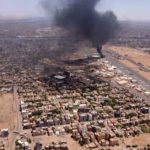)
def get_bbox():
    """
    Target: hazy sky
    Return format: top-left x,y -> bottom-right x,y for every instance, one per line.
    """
0,0 -> 149,21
